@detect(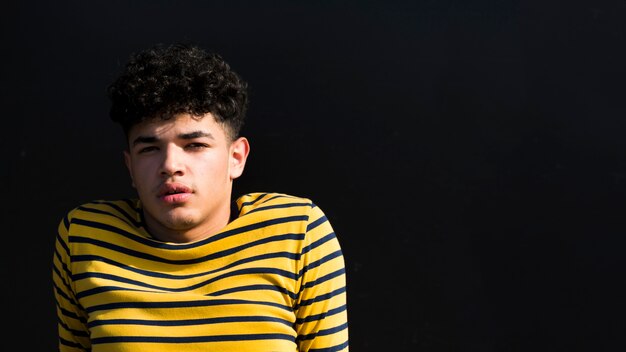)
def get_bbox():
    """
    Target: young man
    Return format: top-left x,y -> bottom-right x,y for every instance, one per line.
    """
52,43 -> 349,352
